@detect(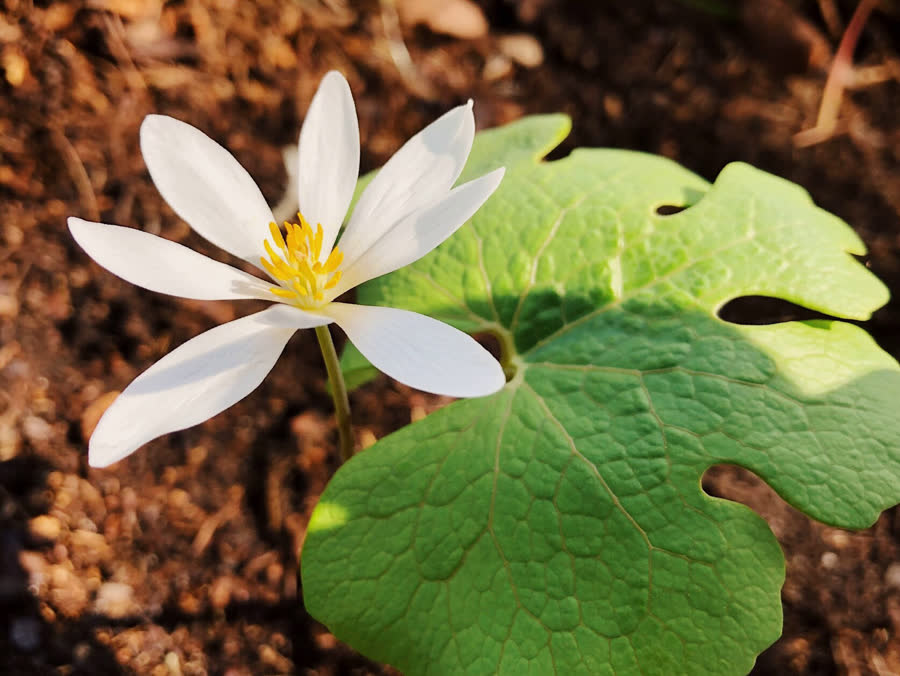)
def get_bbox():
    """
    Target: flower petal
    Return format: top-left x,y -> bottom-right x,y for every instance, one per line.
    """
297,71 -> 360,259
88,305 -> 331,467
68,218 -> 273,301
323,303 -> 505,397
337,167 -> 505,293
339,101 -> 475,267
140,115 -> 274,266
